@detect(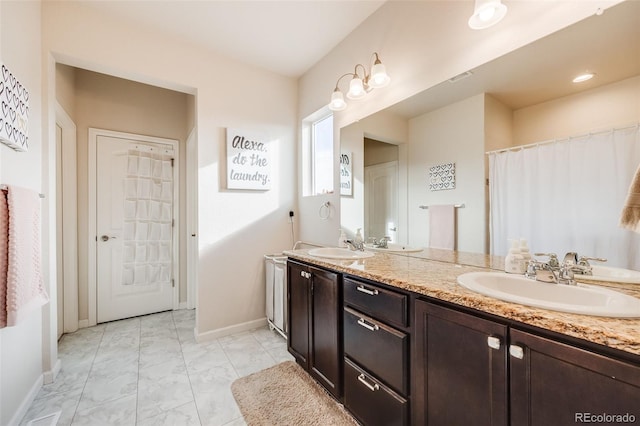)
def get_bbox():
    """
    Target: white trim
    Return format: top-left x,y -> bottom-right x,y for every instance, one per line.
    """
186,127 -> 197,310
43,358 -> 62,385
78,319 -> 89,329
55,103 -> 79,334
8,373 -> 42,426
88,128 -> 180,325
195,318 -> 268,343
